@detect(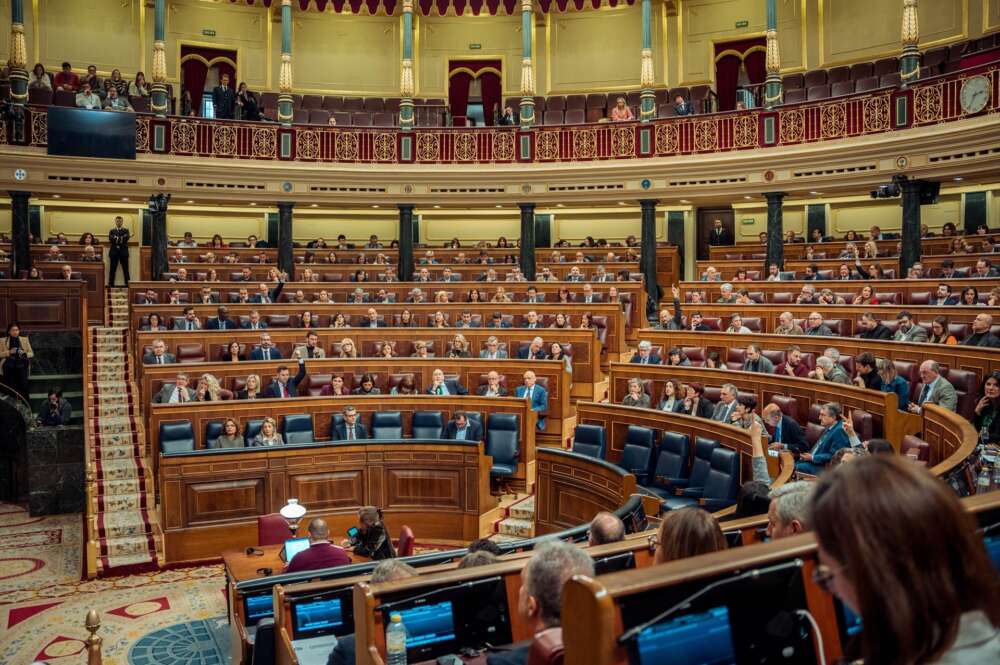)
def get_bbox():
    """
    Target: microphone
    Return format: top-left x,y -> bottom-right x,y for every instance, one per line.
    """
375,575 -> 501,612
617,559 -> 804,645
